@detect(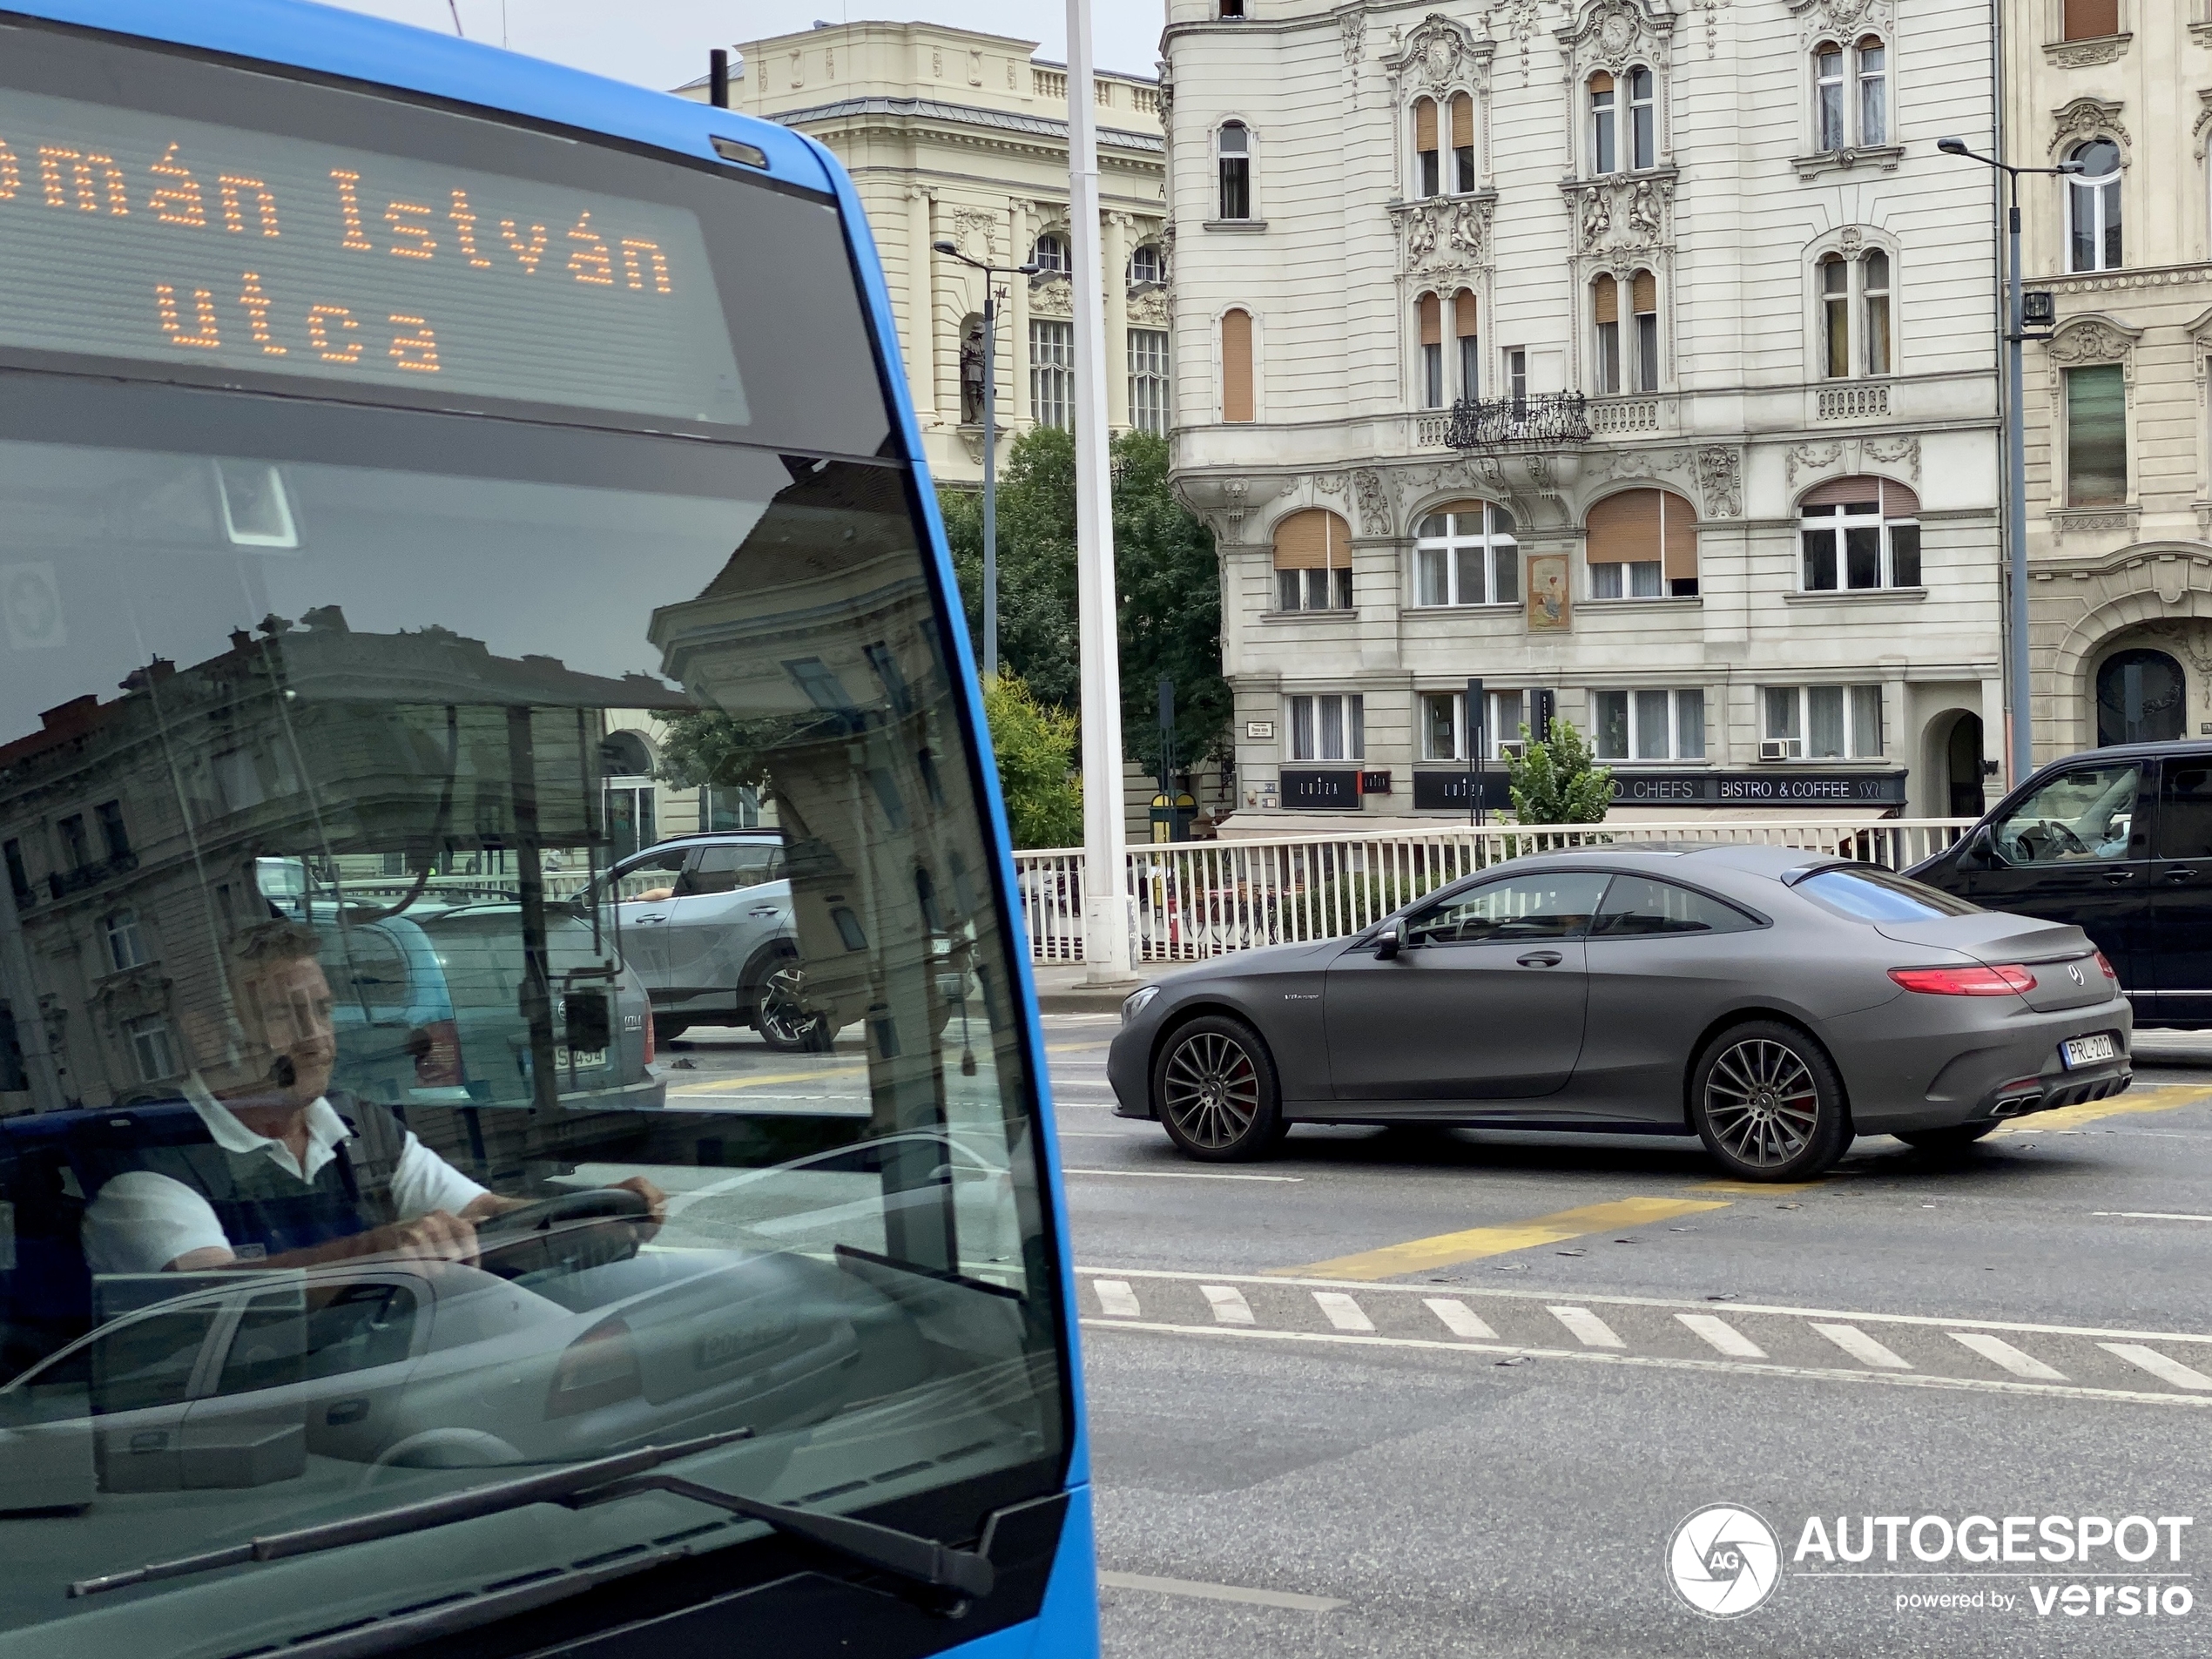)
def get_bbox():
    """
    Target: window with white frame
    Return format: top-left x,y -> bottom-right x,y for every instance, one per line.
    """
1589,71 -> 1618,174
1453,289 -> 1479,400
1450,91 -> 1476,192
104,908 -> 147,973
1413,501 -> 1519,607
1029,319 -> 1072,428
2067,138 -> 2122,273
1217,122 -> 1251,219
1128,243 -> 1165,285
1627,66 -> 1656,169
1128,327 -> 1170,434
1029,233 -> 1069,273
1813,36 -> 1887,152
1416,293 -> 1445,408
1420,688 -> 1527,761
1764,685 -> 1884,759
1413,96 -> 1441,199
1593,274 -> 1623,394
125,1014 -> 178,1083
1819,247 -> 1893,378
1799,475 -> 1920,590
1289,693 -> 1364,761
2065,362 -> 2128,506
1595,688 -> 1705,761
1272,509 -> 1353,612
1629,269 -> 1658,390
